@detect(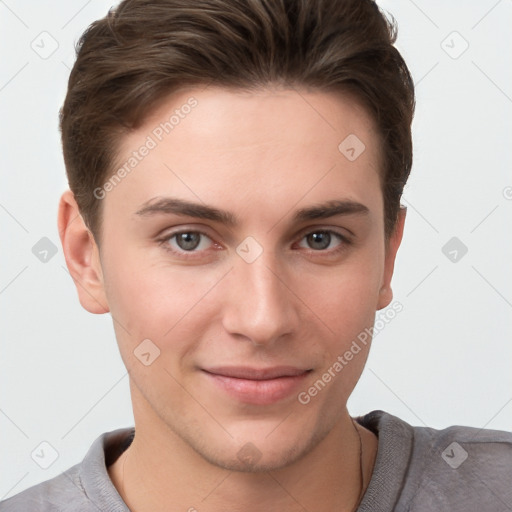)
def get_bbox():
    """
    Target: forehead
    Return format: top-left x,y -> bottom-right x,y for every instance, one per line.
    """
135,85 -> 381,158
106,86 -> 383,224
